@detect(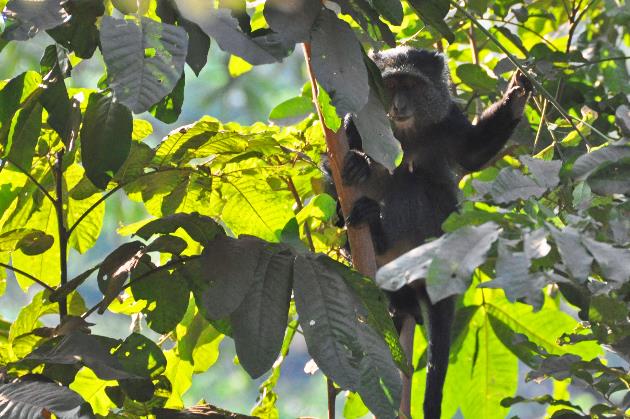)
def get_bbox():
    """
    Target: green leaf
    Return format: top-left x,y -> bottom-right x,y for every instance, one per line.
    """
445,306 -> 517,419
572,143 -> 630,180
163,347 -> 194,408
335,0 -> 396,47
582,237 -> 630,285
70,367 -> 117,416
97,241 -> 146,313
268,96 -> 314,124
585,159 -> 630,195
4,101 -> 42,169
65,164 -> 104,254
228,54 -> 253,77
131,269 -> 190,334
456,63 -> 497,92
150,73 -> 185,124
344,391 -> 369,419
0,380 -> 93,419
100,16 -> 188,113
310,10 -> 369,117
317,85 -> 342,131
0,229 -> 50,253
230,248 -> 294,378
16,229 -> 53,255
79,92 -> 133,189
519,156 -> 561,189
548,225 -> 592,281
